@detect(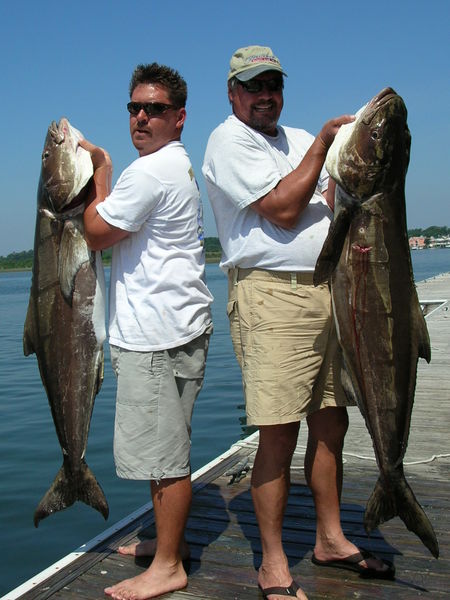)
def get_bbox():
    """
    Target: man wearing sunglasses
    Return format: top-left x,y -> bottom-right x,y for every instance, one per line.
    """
203,46 -> 393,600
82,63 -> 213,600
